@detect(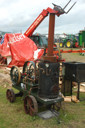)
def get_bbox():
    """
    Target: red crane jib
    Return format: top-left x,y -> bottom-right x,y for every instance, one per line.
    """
24,7 -> 63,37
